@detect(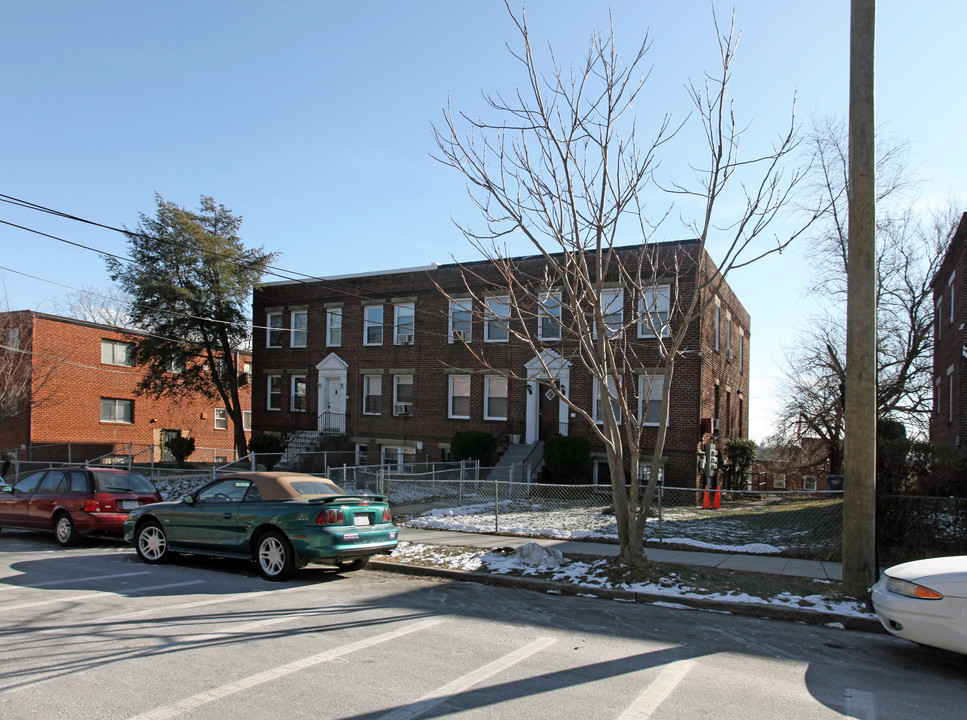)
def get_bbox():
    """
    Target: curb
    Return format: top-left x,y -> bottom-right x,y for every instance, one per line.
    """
368,560 -> 884,635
